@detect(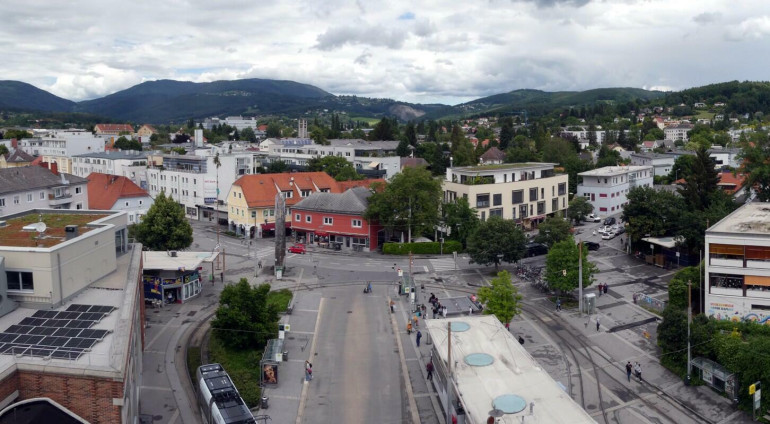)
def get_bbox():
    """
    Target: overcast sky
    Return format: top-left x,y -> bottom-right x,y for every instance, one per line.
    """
1,0 -> 769,105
